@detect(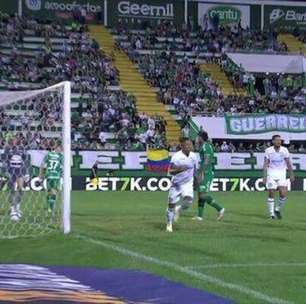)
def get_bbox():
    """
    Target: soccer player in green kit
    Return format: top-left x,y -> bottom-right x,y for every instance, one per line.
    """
193,131 -> 225,221
39,141 -> 63,213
